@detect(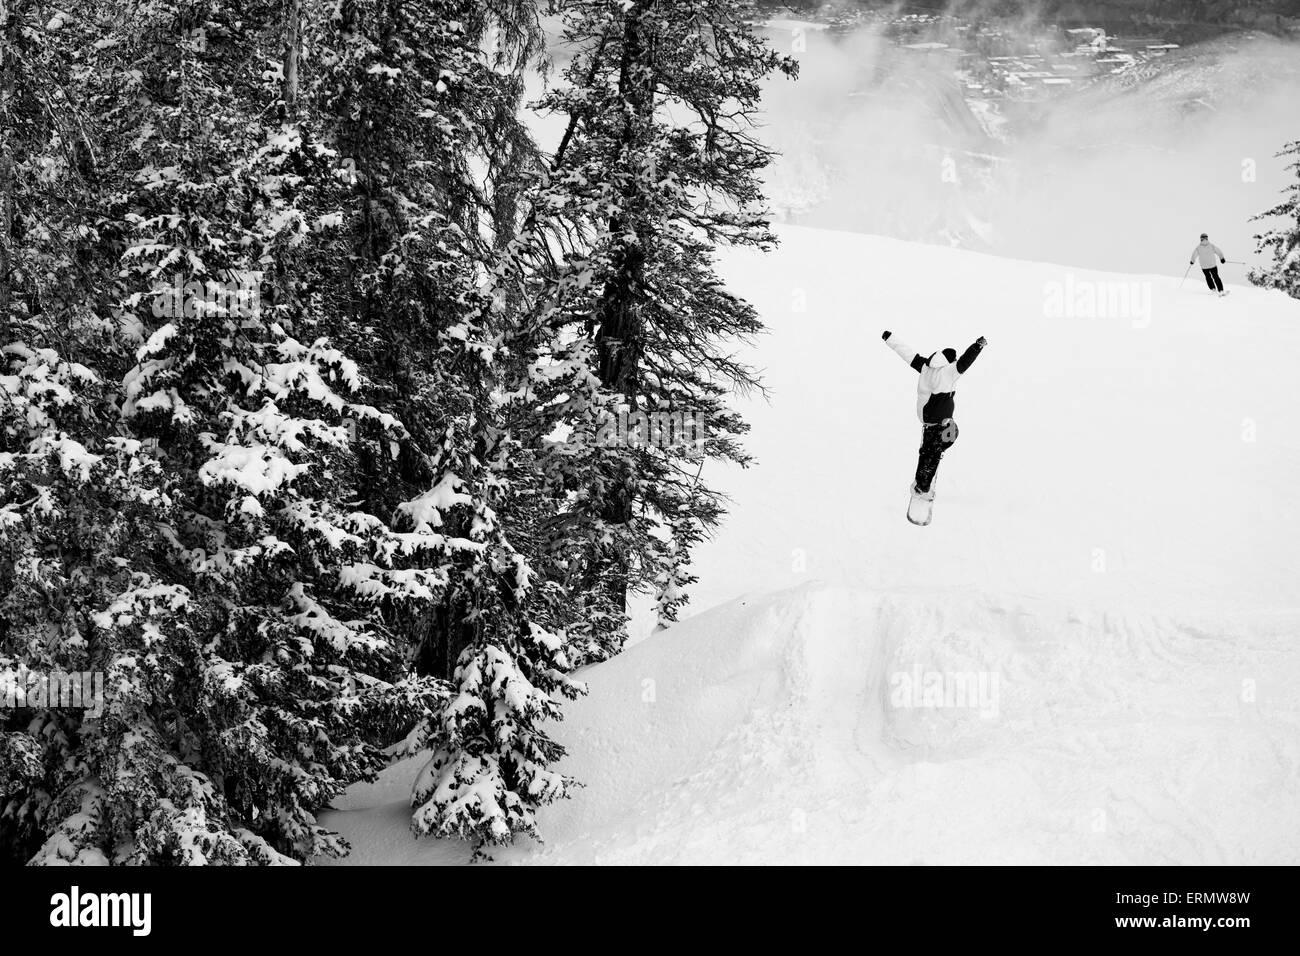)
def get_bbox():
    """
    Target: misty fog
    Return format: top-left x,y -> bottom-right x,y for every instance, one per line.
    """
755,14 -> 1300,278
